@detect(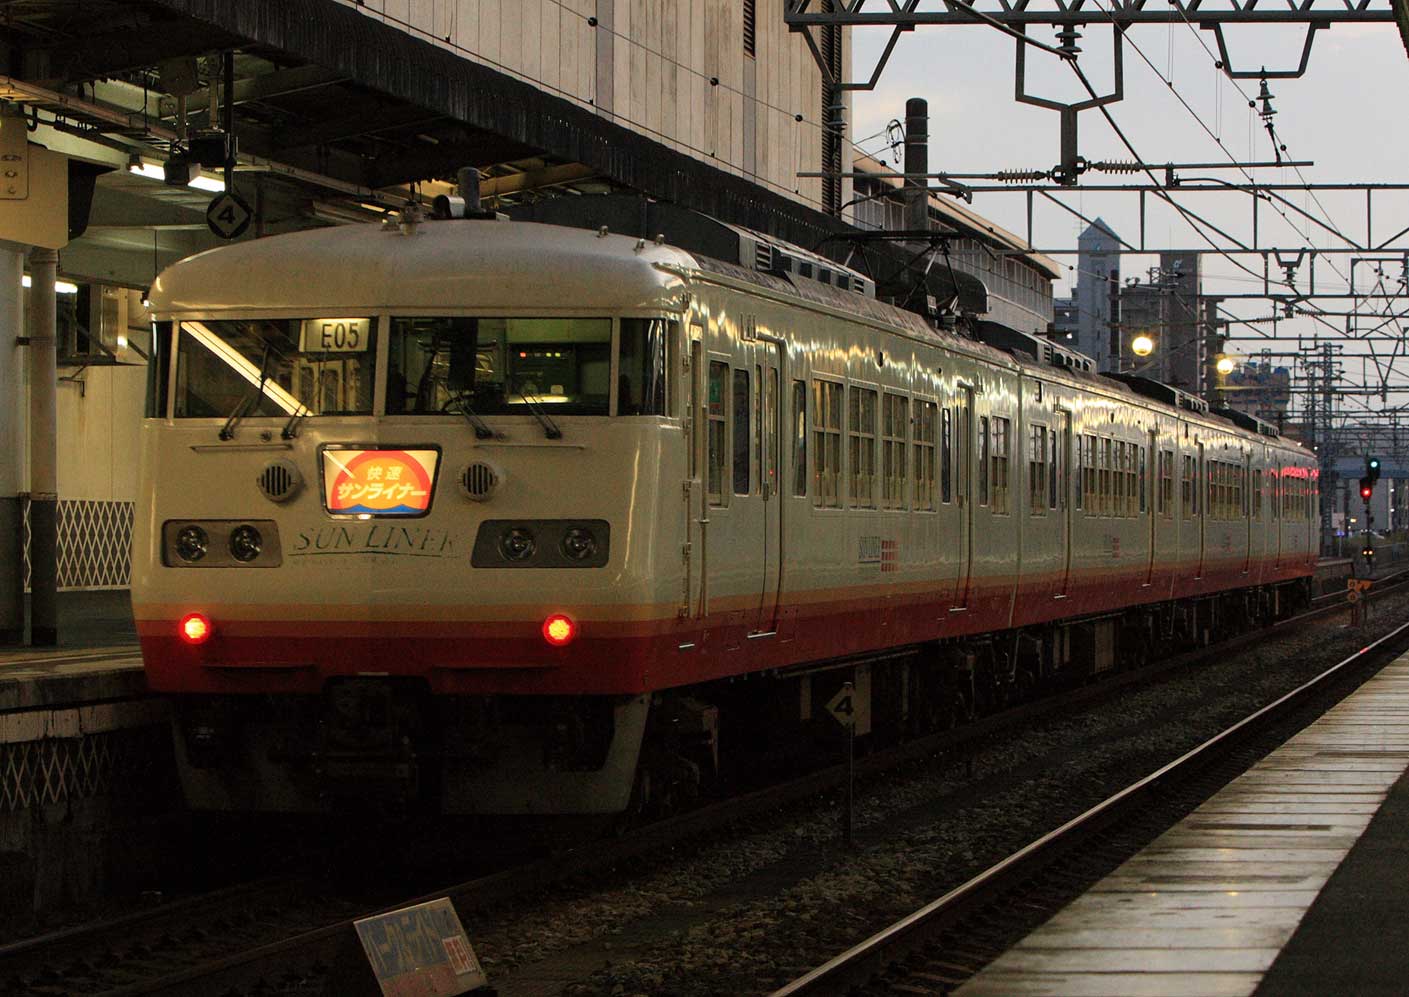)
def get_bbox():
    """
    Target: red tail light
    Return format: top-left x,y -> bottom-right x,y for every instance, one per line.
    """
180,612 -> 213,645
542,613 -> 578,647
